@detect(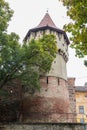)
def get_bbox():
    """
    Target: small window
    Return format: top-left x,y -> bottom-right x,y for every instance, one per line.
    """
47,77 -> 48,84
79,106 -> 84,114
80,118 -> 84,123
58,34 -> 62,40
50,30 -> 51,34
54,61 -> 56,63
66,48 -> 68,52
58,78 -> 60,85
43,30 -> 45,35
